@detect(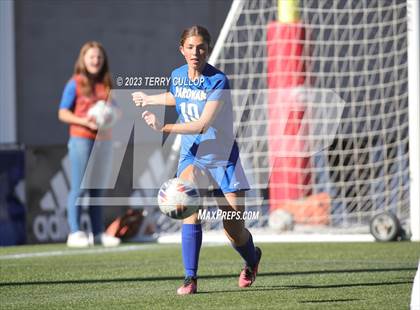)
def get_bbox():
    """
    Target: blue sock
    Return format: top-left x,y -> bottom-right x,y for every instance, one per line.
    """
232,231 -> 257,268
181,224 -> 202,278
